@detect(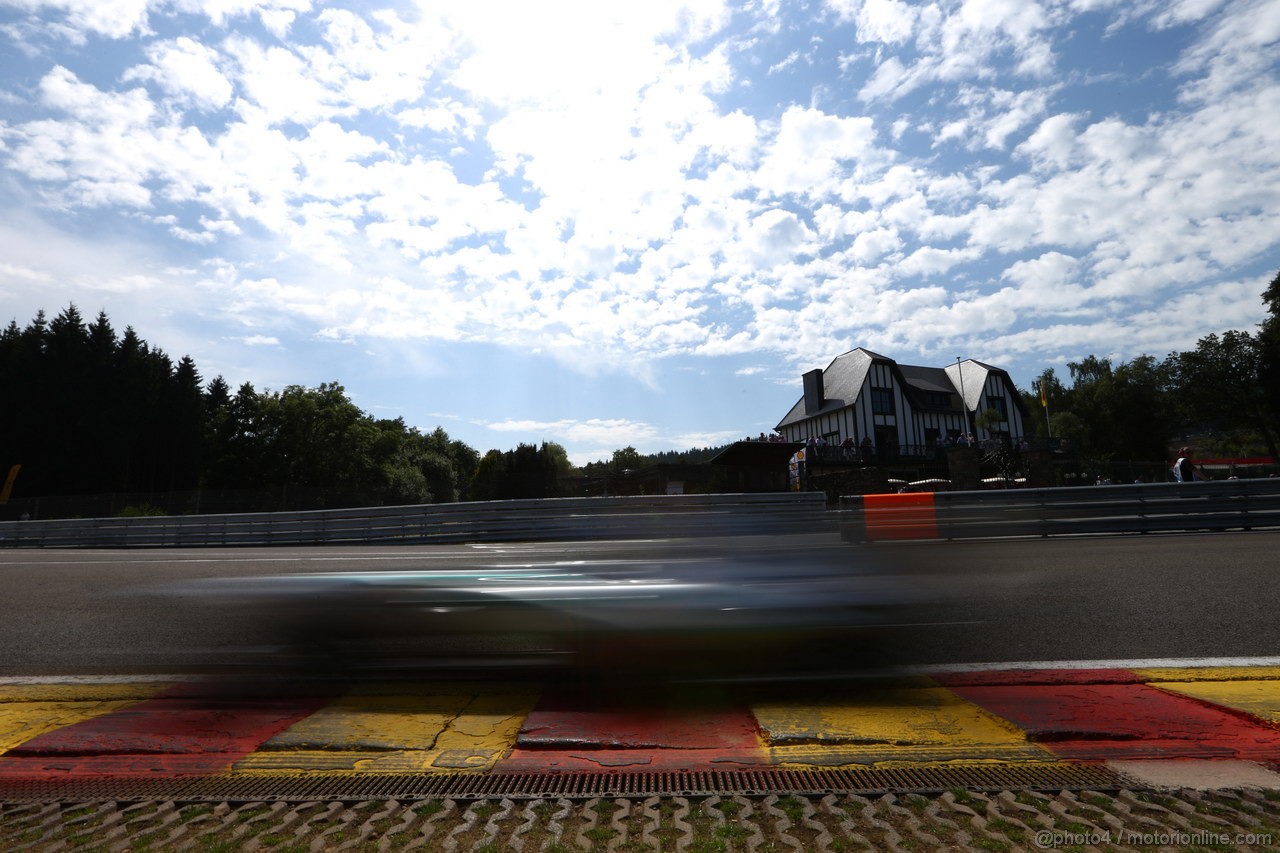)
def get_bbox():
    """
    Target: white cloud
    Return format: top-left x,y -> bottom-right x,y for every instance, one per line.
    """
1018,112 -> 1081,170
1153,0 -> 1232,28
0,0 -> 317,42
849,227 -> 902,264
756,105 -> 878,197
6,0 -> 154,41
124,37 -> 234,111
479,416 -> 745,464
1172,0 -> 1280,103
0,0 -> 1277,458
396,100 -> 484,138
854,0 -> 1059,101
836,0 -> 919,45
484,416 -> 661,446
39,65 -> 153,126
